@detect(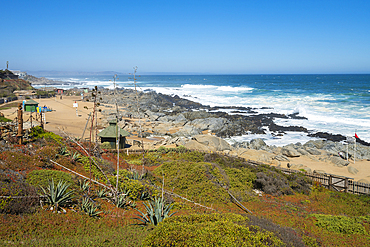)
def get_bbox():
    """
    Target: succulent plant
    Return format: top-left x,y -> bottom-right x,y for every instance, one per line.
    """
134,197 -> 176,226
39,179 -> 74,213
80,197 -> 103,218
